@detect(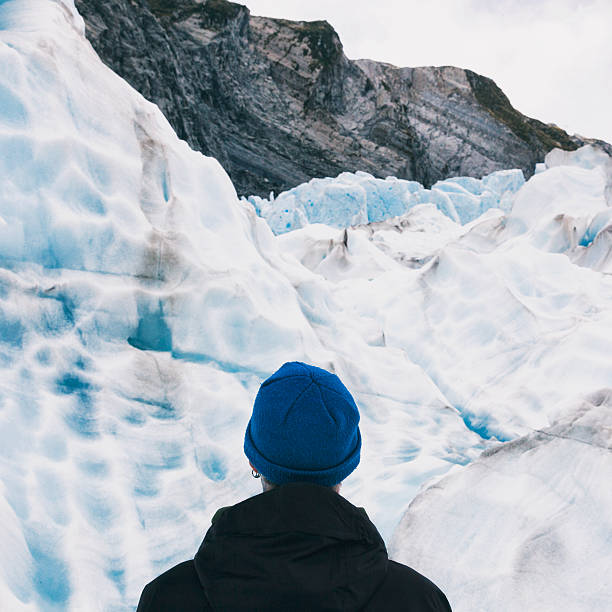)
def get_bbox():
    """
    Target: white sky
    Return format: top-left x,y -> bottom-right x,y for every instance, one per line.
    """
242,0 -> 612,144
